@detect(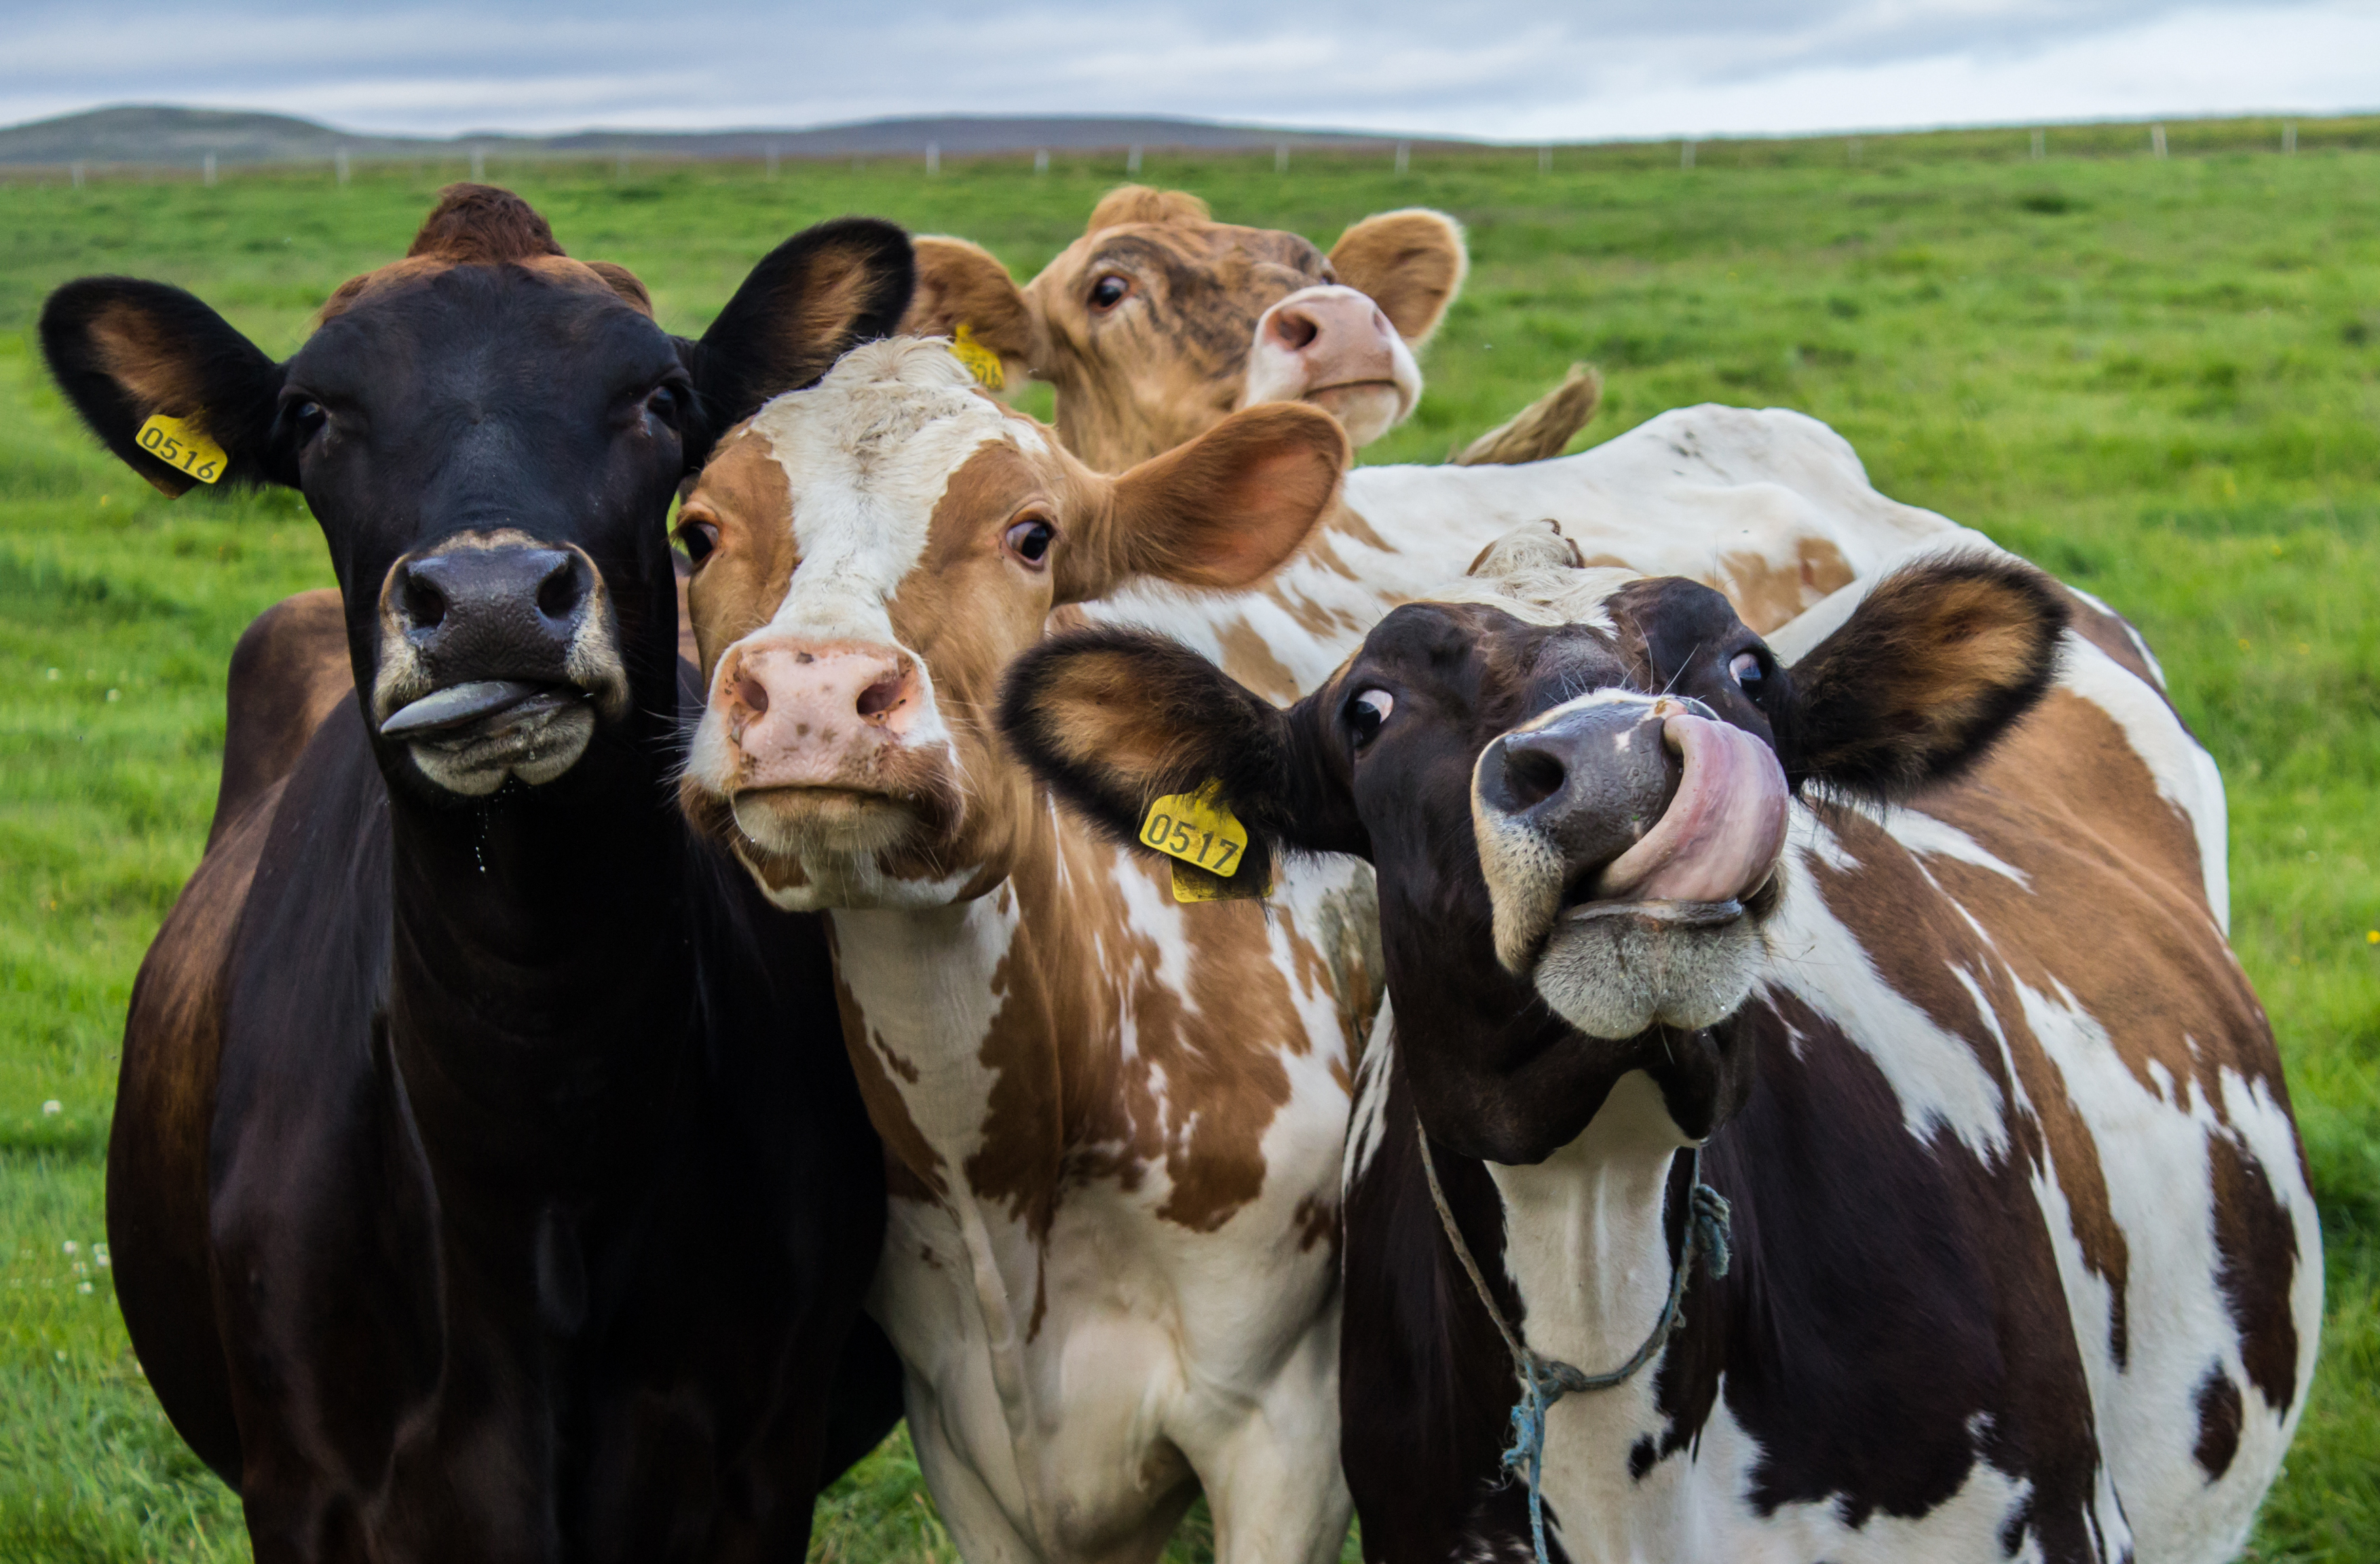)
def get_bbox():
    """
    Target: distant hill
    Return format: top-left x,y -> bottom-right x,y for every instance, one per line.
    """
0,105 -> 1466,168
